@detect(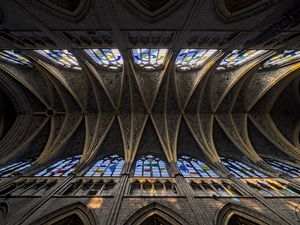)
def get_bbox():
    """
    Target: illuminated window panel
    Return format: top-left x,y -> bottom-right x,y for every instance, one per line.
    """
134,155 -> 169,177
175,49 -> 218,71
35,50 -> 80,69
35,155 -> 81,177
265,159 -> 300,178
0,161 -> 32,177
177,156 -> 218,178
84,49 -> 123,70
221,157 -> 267,178
263,50 -> 300,68
132,49 -> 168,70
0,50 -> 31,66
84,155 -> 125,177
218,50 -> 266,70
245,179 -> 300,197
